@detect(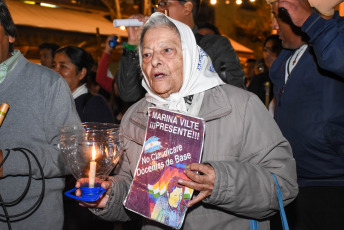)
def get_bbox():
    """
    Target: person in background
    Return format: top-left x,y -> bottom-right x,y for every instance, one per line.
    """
115,0 -> 245,103
267,0 -> 344,229
77,12 -> 298,230
254,58 -> 267,76
248,35 -> 282,107
263,35 -> 282,70
38,42 -> 60,68
96,35 -> 131,124
52,46 -> 115,230
197,21 -> 221,35
243,58 -> 256,88
53,46 -> 114,123
0,1 -> 81,229
96,35 -> 118,94
278,0 -> 344,75
87,71 -> 101,95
